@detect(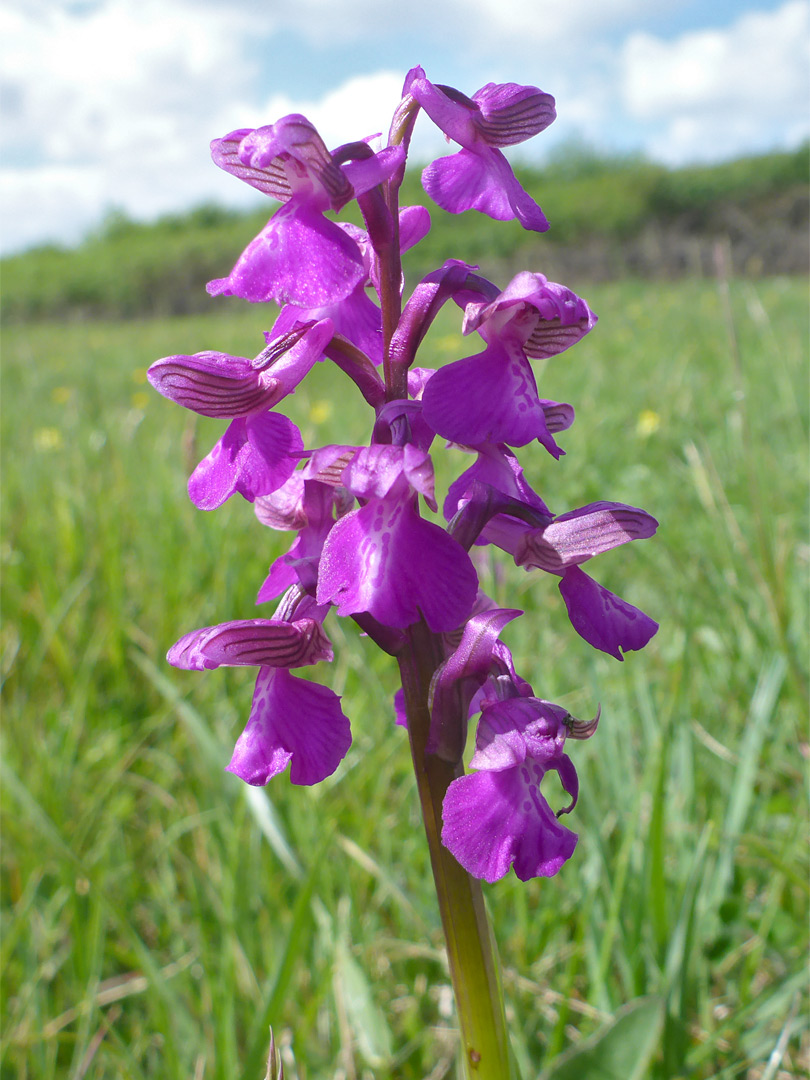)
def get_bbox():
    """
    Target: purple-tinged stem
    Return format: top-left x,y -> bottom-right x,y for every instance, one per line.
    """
380,97 -> 511,1073
397,621 -> 512,1078
379,100 -> 419,403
